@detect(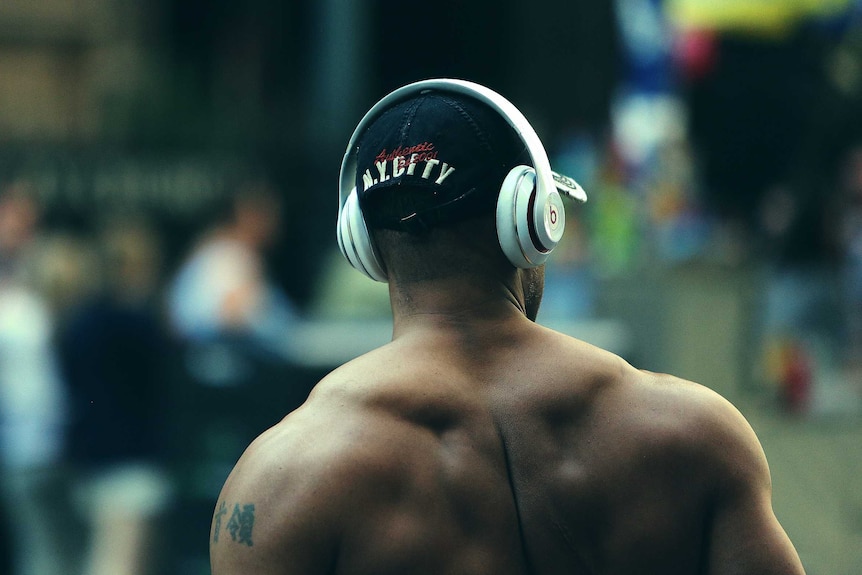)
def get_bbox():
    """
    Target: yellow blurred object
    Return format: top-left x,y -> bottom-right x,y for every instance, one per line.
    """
762,336 -> 790,389
667,0 -> 851,37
